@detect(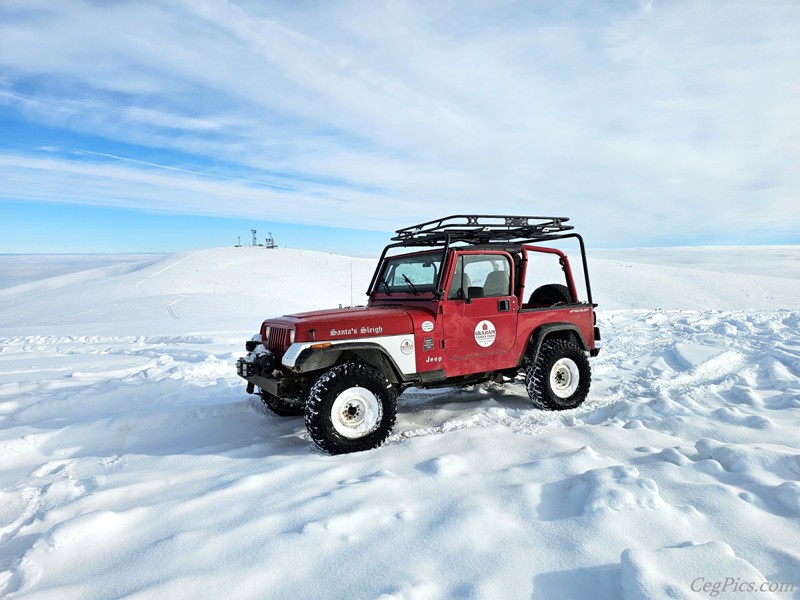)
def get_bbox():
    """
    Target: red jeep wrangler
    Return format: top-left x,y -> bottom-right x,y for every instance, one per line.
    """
237,215 -> 600,454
